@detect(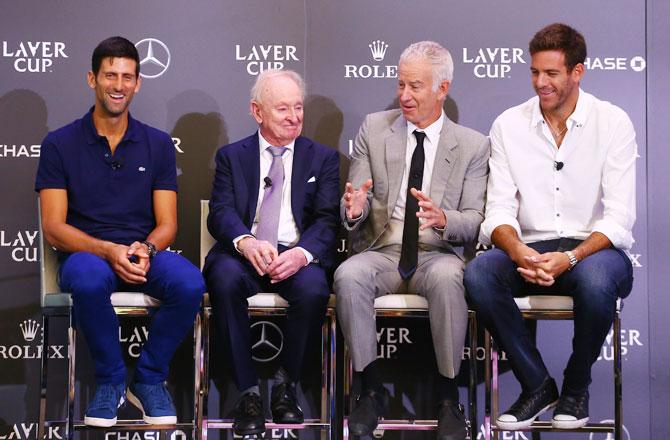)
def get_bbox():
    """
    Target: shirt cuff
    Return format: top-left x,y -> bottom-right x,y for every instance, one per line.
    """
592,219 -> 634,250
233,234 -> 254,254
480,215 -> 522,246
295,247 -> 314,265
